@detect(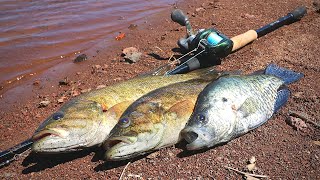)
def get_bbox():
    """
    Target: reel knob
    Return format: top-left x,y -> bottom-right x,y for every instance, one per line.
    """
171,9 -> 188,26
